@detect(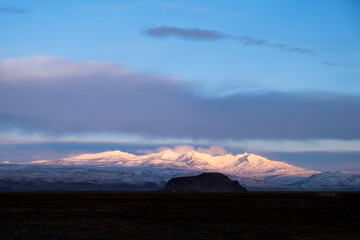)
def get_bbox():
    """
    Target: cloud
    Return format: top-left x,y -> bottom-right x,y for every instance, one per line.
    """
1,56 -> 359,142
237,36 -> 267,46
165,145 -> 195,154
0,56 -> 131,82
137,145 -> 227,156
323,61 -> 360,68
271,44 -> 318,55
237,36 -> 317,55
1,133 -> 360,153
0,6 -> 28,14
196,146 -> 228,155
224,139 -> 360,153
236,37 -> 316,55
142,25 -> 226,41
142,25 -> 317,55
